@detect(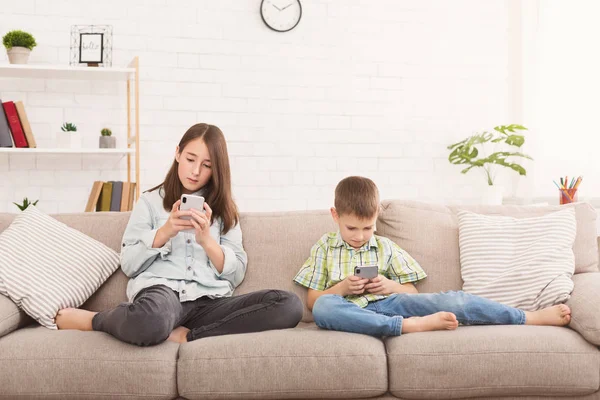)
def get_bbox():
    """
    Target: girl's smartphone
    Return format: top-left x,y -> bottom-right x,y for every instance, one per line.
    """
354,265 -> 378,279
179,194 -> 204,221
